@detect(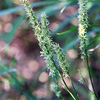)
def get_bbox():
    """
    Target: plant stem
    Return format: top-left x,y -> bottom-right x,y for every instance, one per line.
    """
51,58 -> 77,100
78,69 -> 94,94
68,74 -> 80,100
85,50 -> 99,100
55,76 -> 66,100
45,45 -> 76,100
